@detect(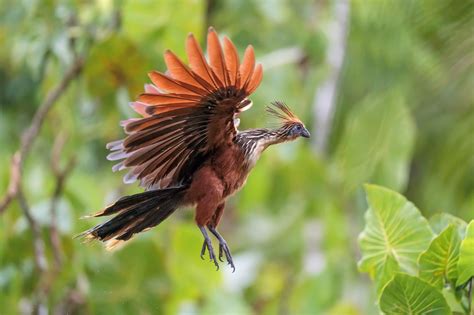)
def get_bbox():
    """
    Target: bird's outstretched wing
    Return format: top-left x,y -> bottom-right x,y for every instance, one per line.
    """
107,28 -> 263,189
